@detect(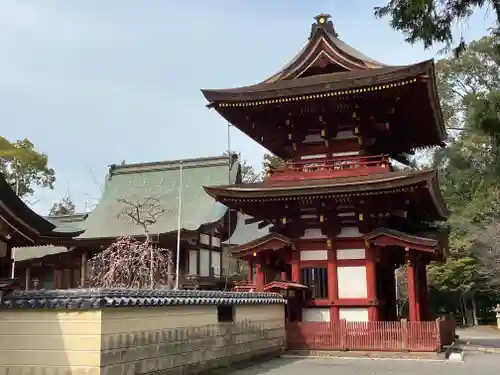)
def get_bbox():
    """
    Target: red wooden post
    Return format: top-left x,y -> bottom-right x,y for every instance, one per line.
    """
406,251 -> 419,321
281,271 -> 287,281
366,246 -> 379,321
291,249 -> 300,283
255,263 -> 265,291
327,246 -> 339,321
